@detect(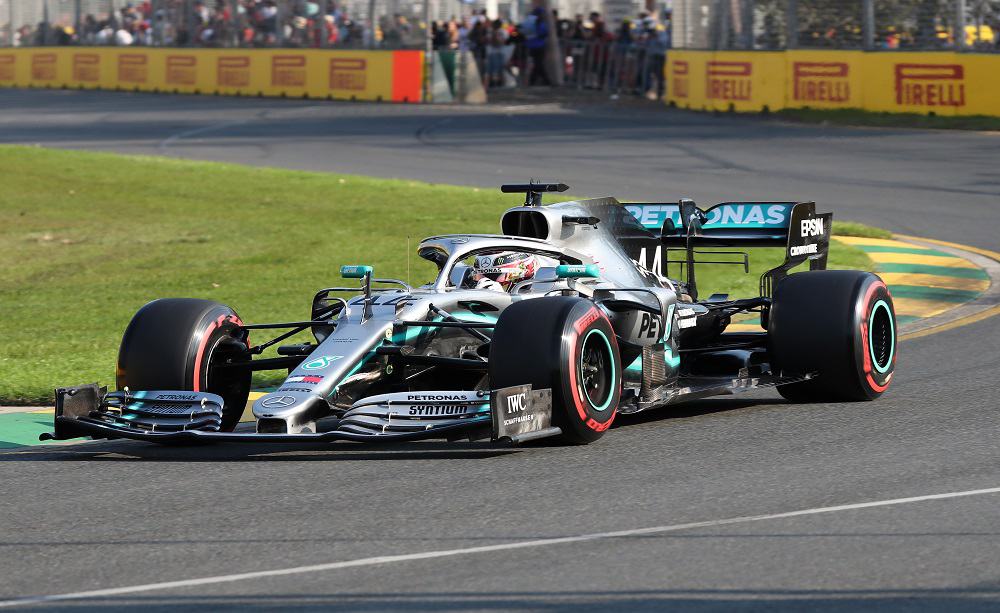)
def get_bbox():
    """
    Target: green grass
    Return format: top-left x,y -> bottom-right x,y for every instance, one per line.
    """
0,145 -> 878,404
832,220 -> 893,239
776,107 -> 1000,132
690,243 -> 873,300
